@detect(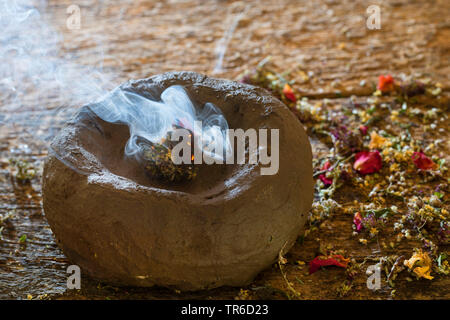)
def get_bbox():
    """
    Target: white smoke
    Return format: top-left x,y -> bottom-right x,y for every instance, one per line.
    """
90,85 -> 231,162
0,0 -> 231,165
0,0 -> 114,131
